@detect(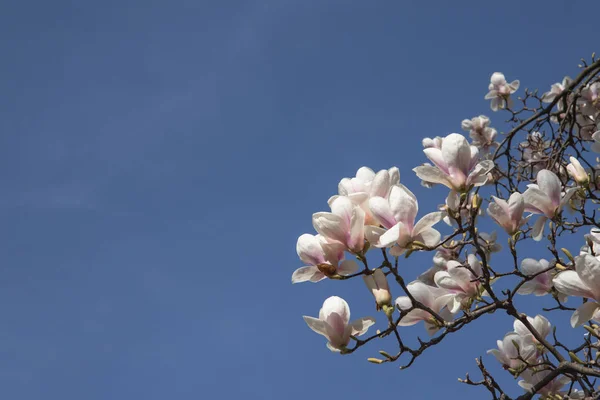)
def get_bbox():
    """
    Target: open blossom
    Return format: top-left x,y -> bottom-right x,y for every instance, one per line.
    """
477,231 -> 502,258
366,184 -> 443,256
553,254 -> 600,327
434,254 -> 483,313
291,234 -> 359,283
518,369 -> 571,398
313,196 -> 365,253
579,82 -> 600,116
517,258 -> 566,301
363,269 -> 392,309
541,76 -> 572,103
513,315 -> 551,350
523,169 -> 577,241
567,157 -> 589,185
487,193 -> 528,235
488,332 -> 536,370
395,281 -> 454,336
461,115 -> 498,153
418,248 -> 456,285
413,133 -> 495,192
303,296 -> 375,352
332,166 -> 400,226
484,72 -> 520,111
